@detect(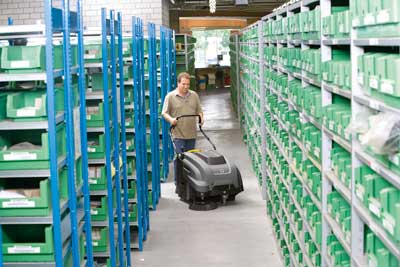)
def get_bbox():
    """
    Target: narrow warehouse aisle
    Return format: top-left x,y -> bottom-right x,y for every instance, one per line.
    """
133,88 -> 282,267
